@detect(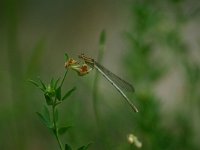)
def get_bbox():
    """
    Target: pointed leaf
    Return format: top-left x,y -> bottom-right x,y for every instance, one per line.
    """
50,78 -> 54,88
56,86 -> 61,100
77,142 -> 93,150
44,94 -> 53,105
38,77 -> 46,90
85,142 -> 93,149
28,79 -> 39,87
36,112 -> 45,123
28,79 -> 45,91
54,78 -> 60,89
58,126 -> 72,135
77,146 -> 85,150
65,53 -> 69,61
62,87 -> 76,101
43,105 -> 51,122
65,144 -> 72,150
36,112 -> 53,128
